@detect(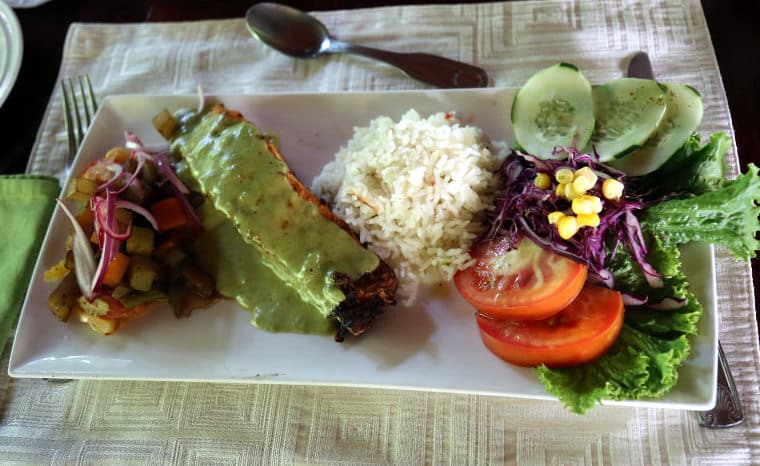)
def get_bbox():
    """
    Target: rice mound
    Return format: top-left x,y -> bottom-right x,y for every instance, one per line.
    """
312,109 -> 504,303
